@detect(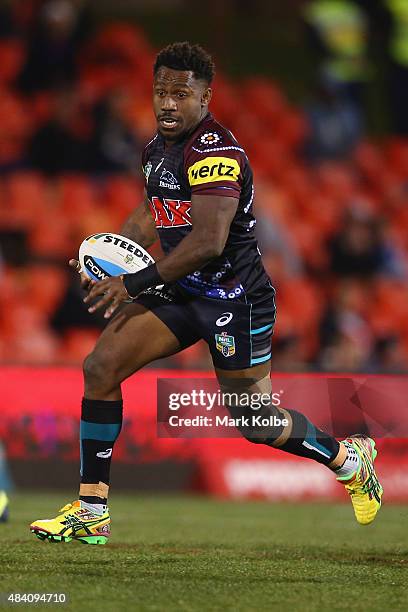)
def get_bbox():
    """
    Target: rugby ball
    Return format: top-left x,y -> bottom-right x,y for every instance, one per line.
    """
79,233 -> 155,281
